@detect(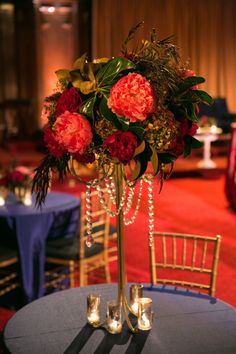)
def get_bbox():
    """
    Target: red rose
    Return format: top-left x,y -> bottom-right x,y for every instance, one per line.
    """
104,131 -> 138,163
188,123 -> 198,136
73,152 -> 95,164
7,171 -> 25,183
56,87 -> 82,117
44,127 -> 65,157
